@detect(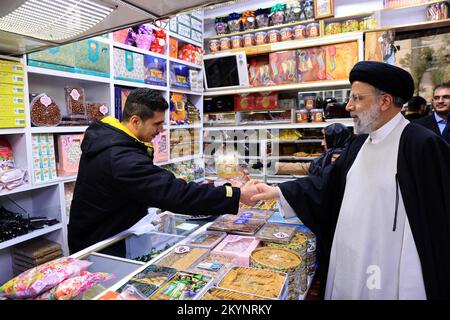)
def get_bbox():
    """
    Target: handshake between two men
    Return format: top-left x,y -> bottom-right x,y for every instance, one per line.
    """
236,179 -> 281,207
